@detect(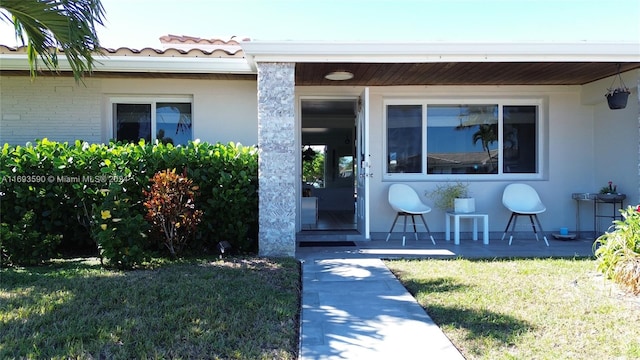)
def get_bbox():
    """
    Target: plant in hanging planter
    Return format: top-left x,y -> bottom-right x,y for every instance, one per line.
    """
426,181 -> 474,213
605,87 -> 630,97
605,64 -> 631,110
605,87 -> 631,110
